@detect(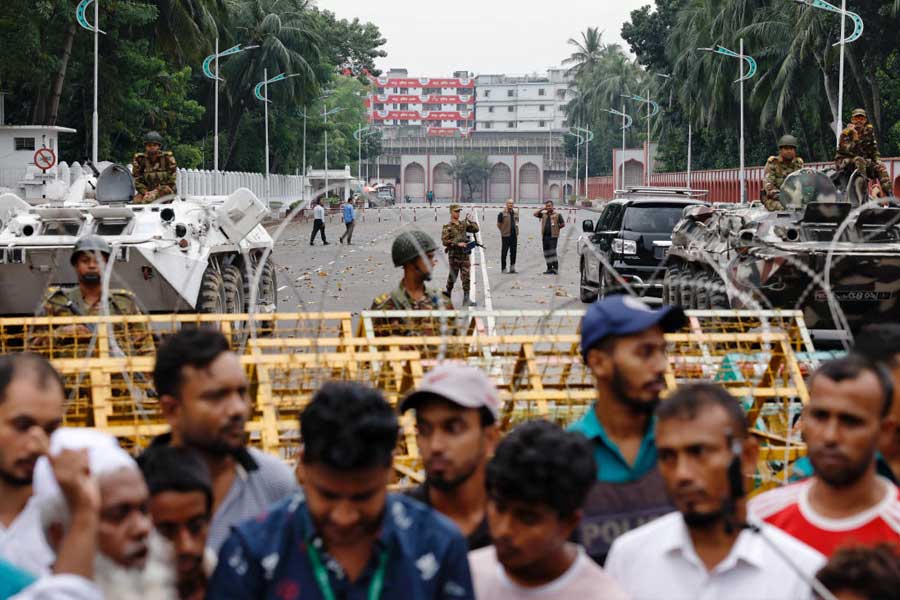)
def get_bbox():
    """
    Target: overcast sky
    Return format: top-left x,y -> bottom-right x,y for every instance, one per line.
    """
313,0 -> 652,76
